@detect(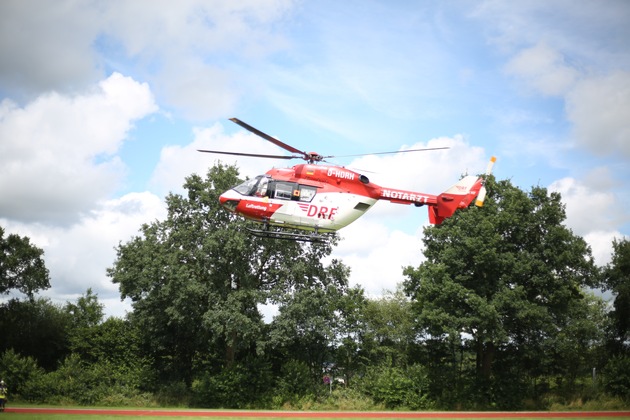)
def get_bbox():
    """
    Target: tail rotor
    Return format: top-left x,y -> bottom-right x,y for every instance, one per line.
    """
475,156 -> 497,207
